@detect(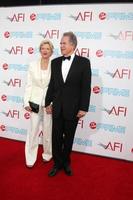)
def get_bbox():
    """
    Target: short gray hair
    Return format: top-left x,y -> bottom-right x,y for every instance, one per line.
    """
63,31 -> 77,49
